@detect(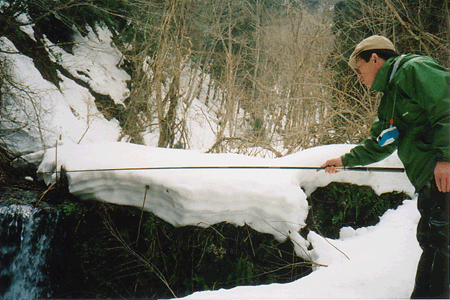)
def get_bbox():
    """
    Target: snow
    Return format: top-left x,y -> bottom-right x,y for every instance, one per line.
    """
0,35 -> 123,154
36,141 -> 420,299
38,142 -> 310,252
2,20 -> 423,299
183,199 -> 421,299
0,22 -> 219,155
47,25 -> 130,105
